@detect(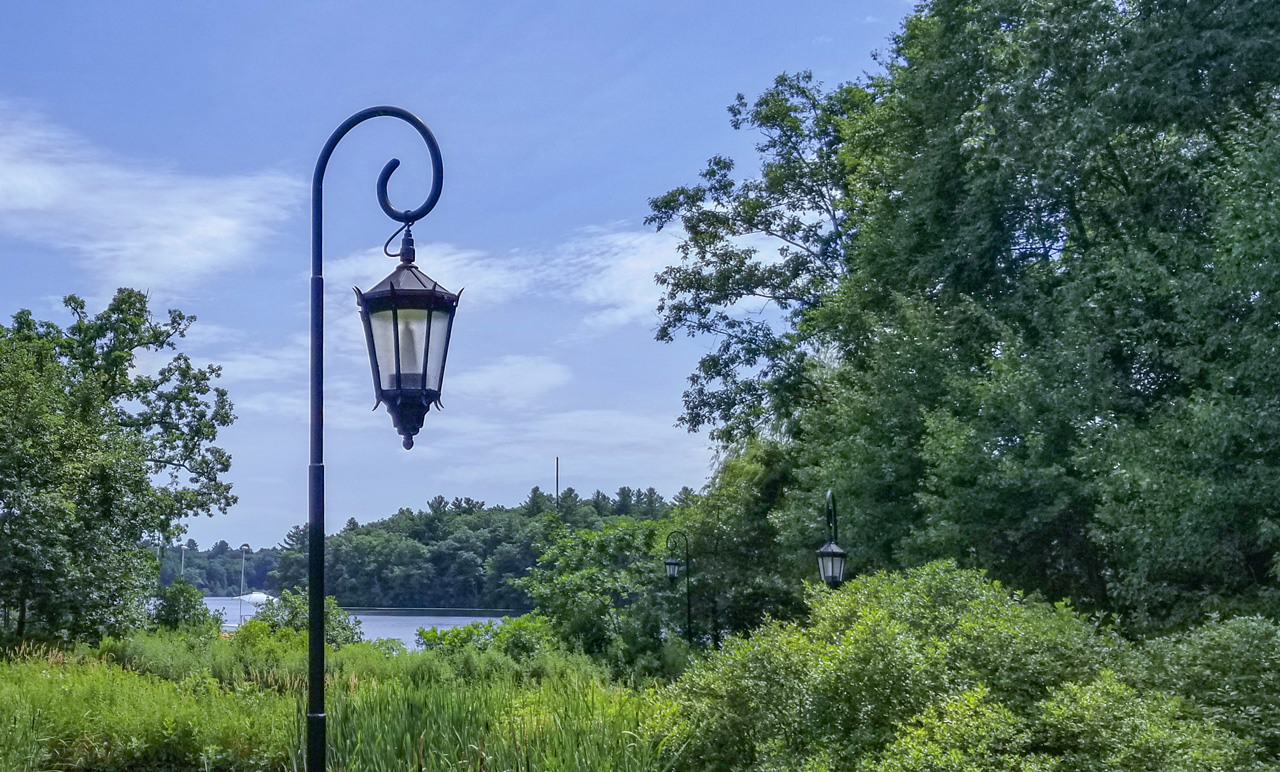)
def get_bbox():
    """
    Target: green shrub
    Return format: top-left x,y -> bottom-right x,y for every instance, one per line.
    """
152,581 -> 223,633
1121,616 -> 1280,761
871,675 -> 1258,772
657,562 -> 1112,771
658,613 -> 950,771
417,612 -> 558,660
1036,672 -> 1257,771
254,588 -> 362,647
809,561 -> 1110,712
873,687 -> 1052,772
